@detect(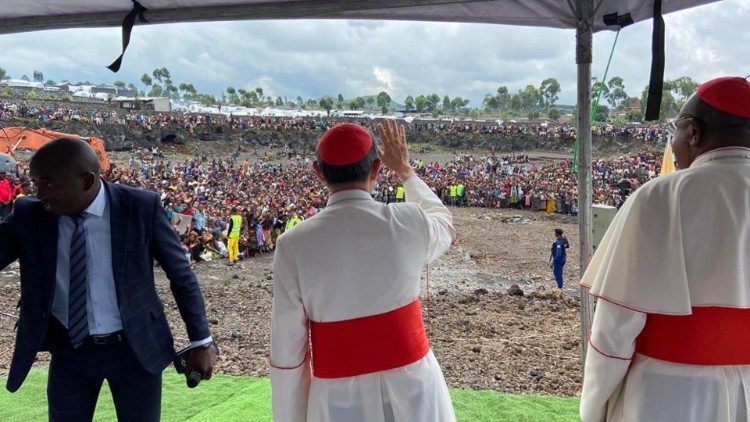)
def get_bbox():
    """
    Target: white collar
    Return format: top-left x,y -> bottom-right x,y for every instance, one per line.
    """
83,182 -> 107,217
690,146 -> 750,168
326,189 -> 373,207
